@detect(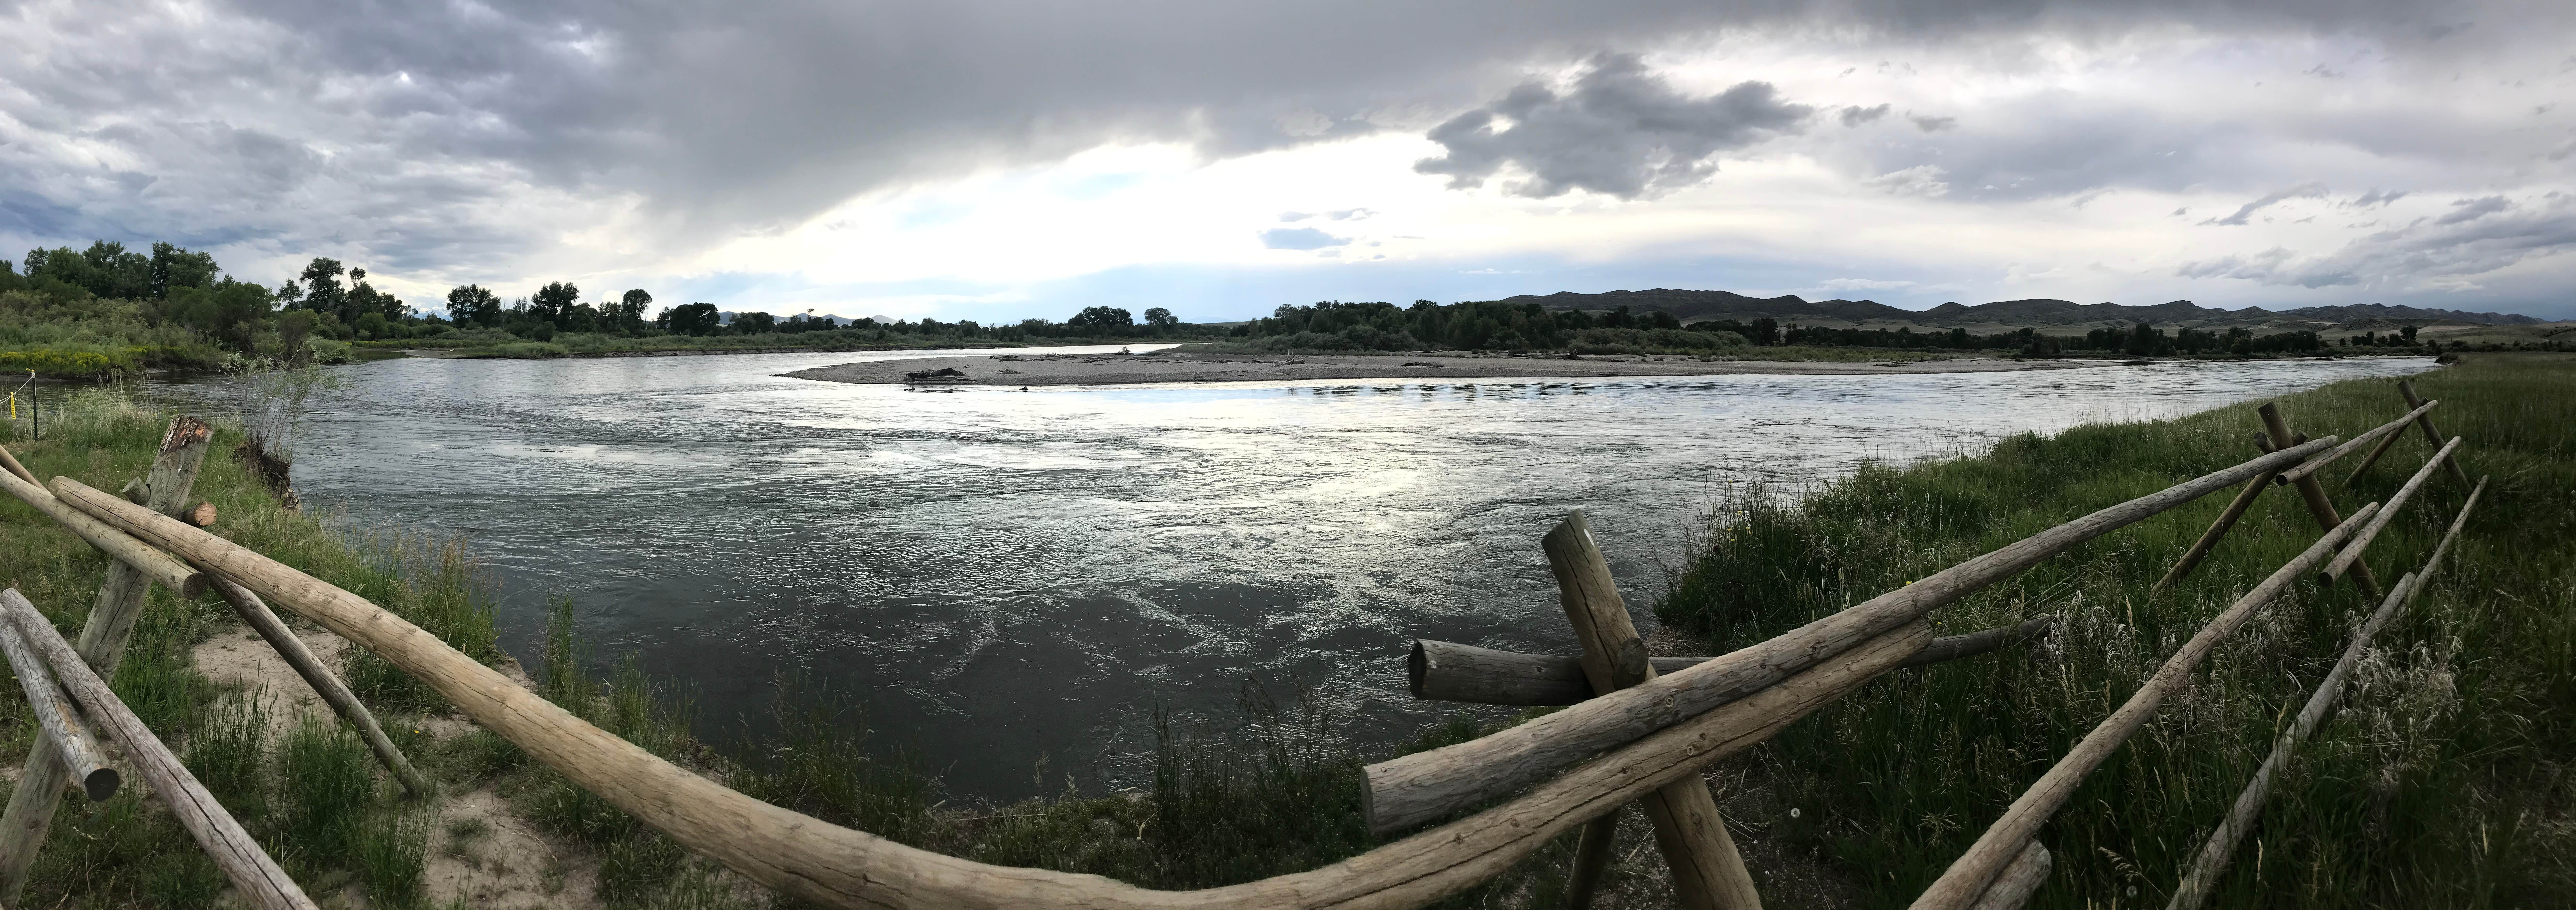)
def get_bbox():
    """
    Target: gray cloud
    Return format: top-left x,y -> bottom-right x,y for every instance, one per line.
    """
1909,114 -> 1958,132
2434,195 -> 2511,224
1260,227 -> 1348,250
2,0 -> 2569,289
1414,53 -> 1811,199
1840,104 -> 1892,126
2352,188 -> 2409,207
2203,182 -> 2330,225
2177,194 -> 2576,288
